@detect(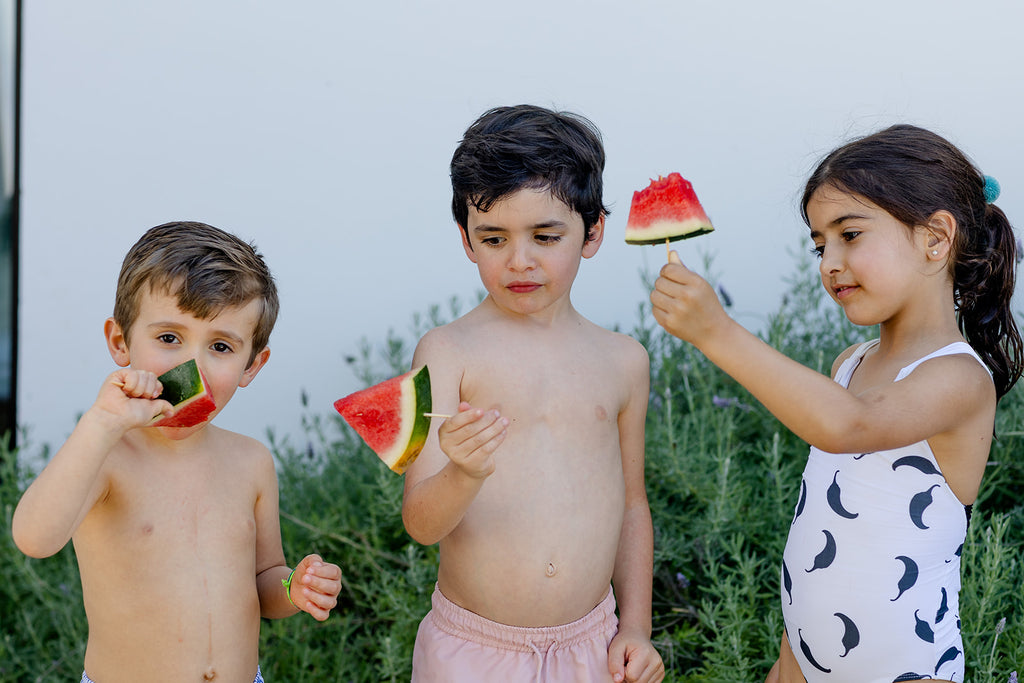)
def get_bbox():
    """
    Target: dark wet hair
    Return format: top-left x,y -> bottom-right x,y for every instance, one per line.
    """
113,221 -> 279,367
450,104 -> 609,244
802,124 -> 1022,398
